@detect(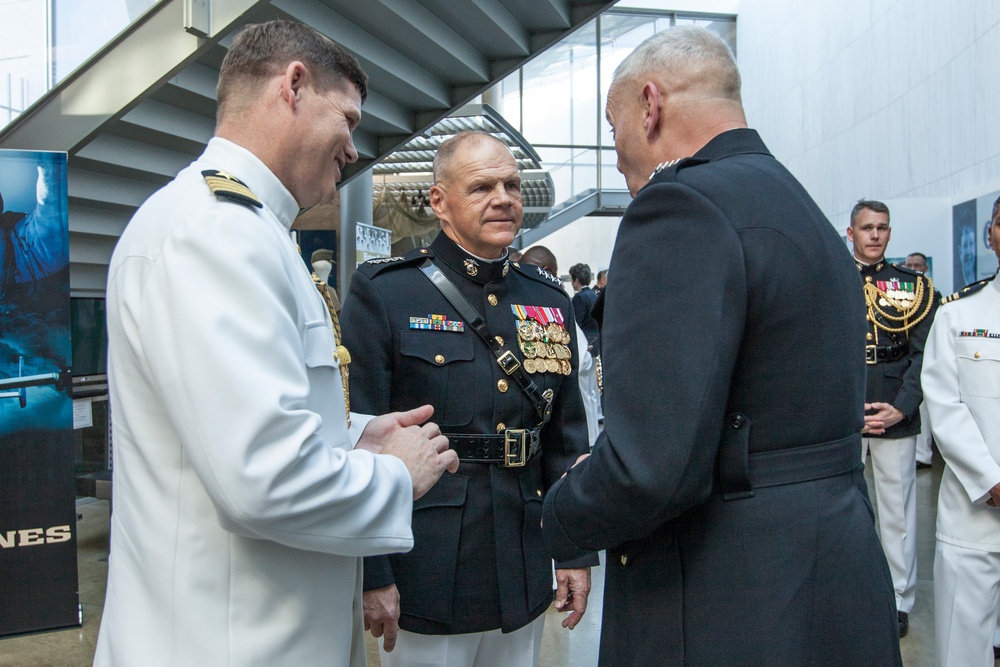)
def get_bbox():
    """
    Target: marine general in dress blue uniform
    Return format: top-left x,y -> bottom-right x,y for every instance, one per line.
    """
541,26 -> 902,666
340,132 -> 595,667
